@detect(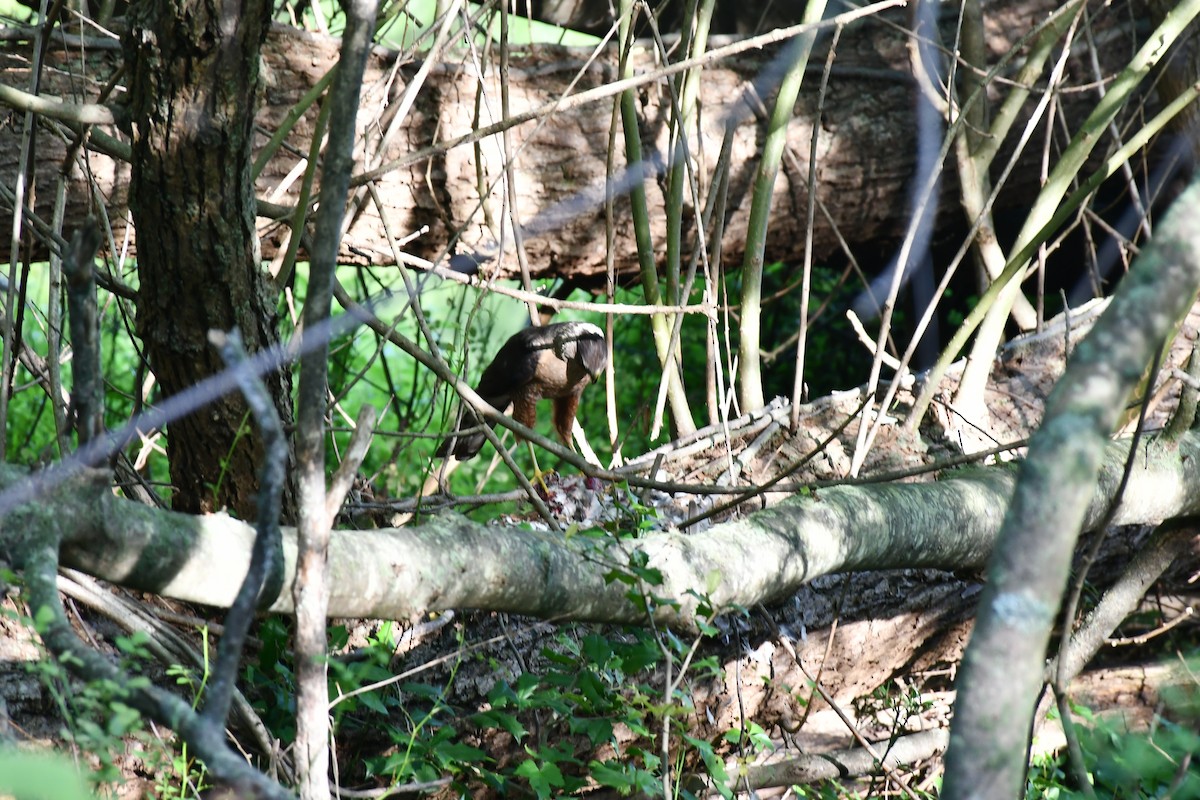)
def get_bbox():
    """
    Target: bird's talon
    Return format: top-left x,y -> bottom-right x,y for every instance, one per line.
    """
533,469 -> 556,494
